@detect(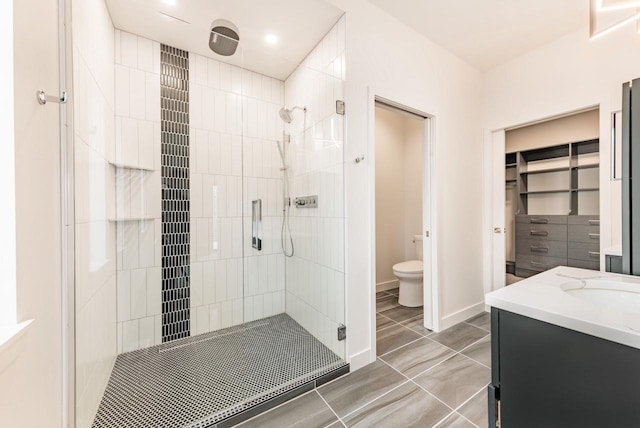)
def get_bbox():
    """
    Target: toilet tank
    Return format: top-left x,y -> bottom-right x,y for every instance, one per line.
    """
413,235 -> 424,261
